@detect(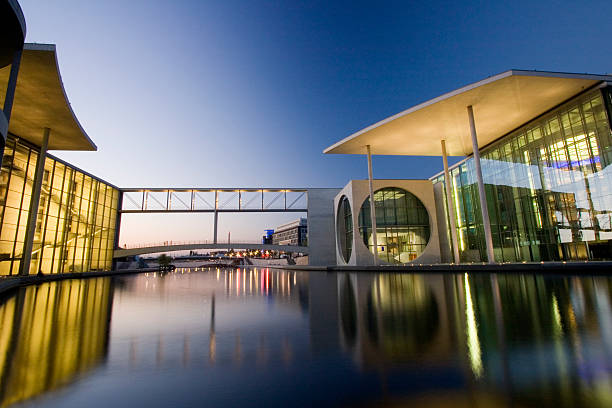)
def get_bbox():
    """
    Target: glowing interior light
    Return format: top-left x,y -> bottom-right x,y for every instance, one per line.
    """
452,175 -> 465,251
